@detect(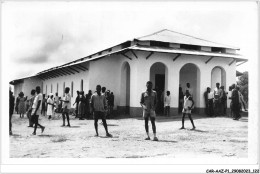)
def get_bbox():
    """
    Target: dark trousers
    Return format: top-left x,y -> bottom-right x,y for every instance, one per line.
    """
207,99 -> 214,116
214,100 -> 221,116
165,106 -> 170,116
232,102 -> 241,119
145,117 -> 156,134
27,110 -> 34,126
32,115 -> 44,133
